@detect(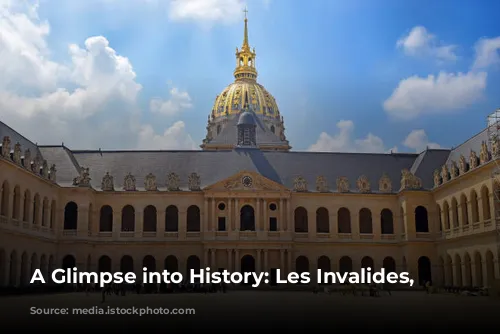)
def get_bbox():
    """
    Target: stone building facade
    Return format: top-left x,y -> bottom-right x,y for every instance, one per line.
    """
0,15 -> 499,289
